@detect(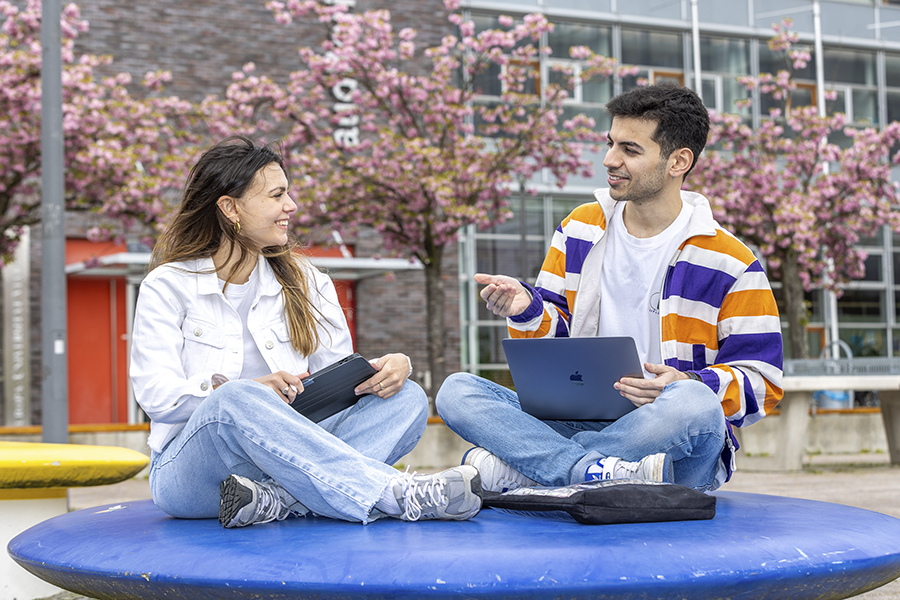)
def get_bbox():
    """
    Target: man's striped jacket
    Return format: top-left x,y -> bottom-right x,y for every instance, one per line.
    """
507,189 -> 784,481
